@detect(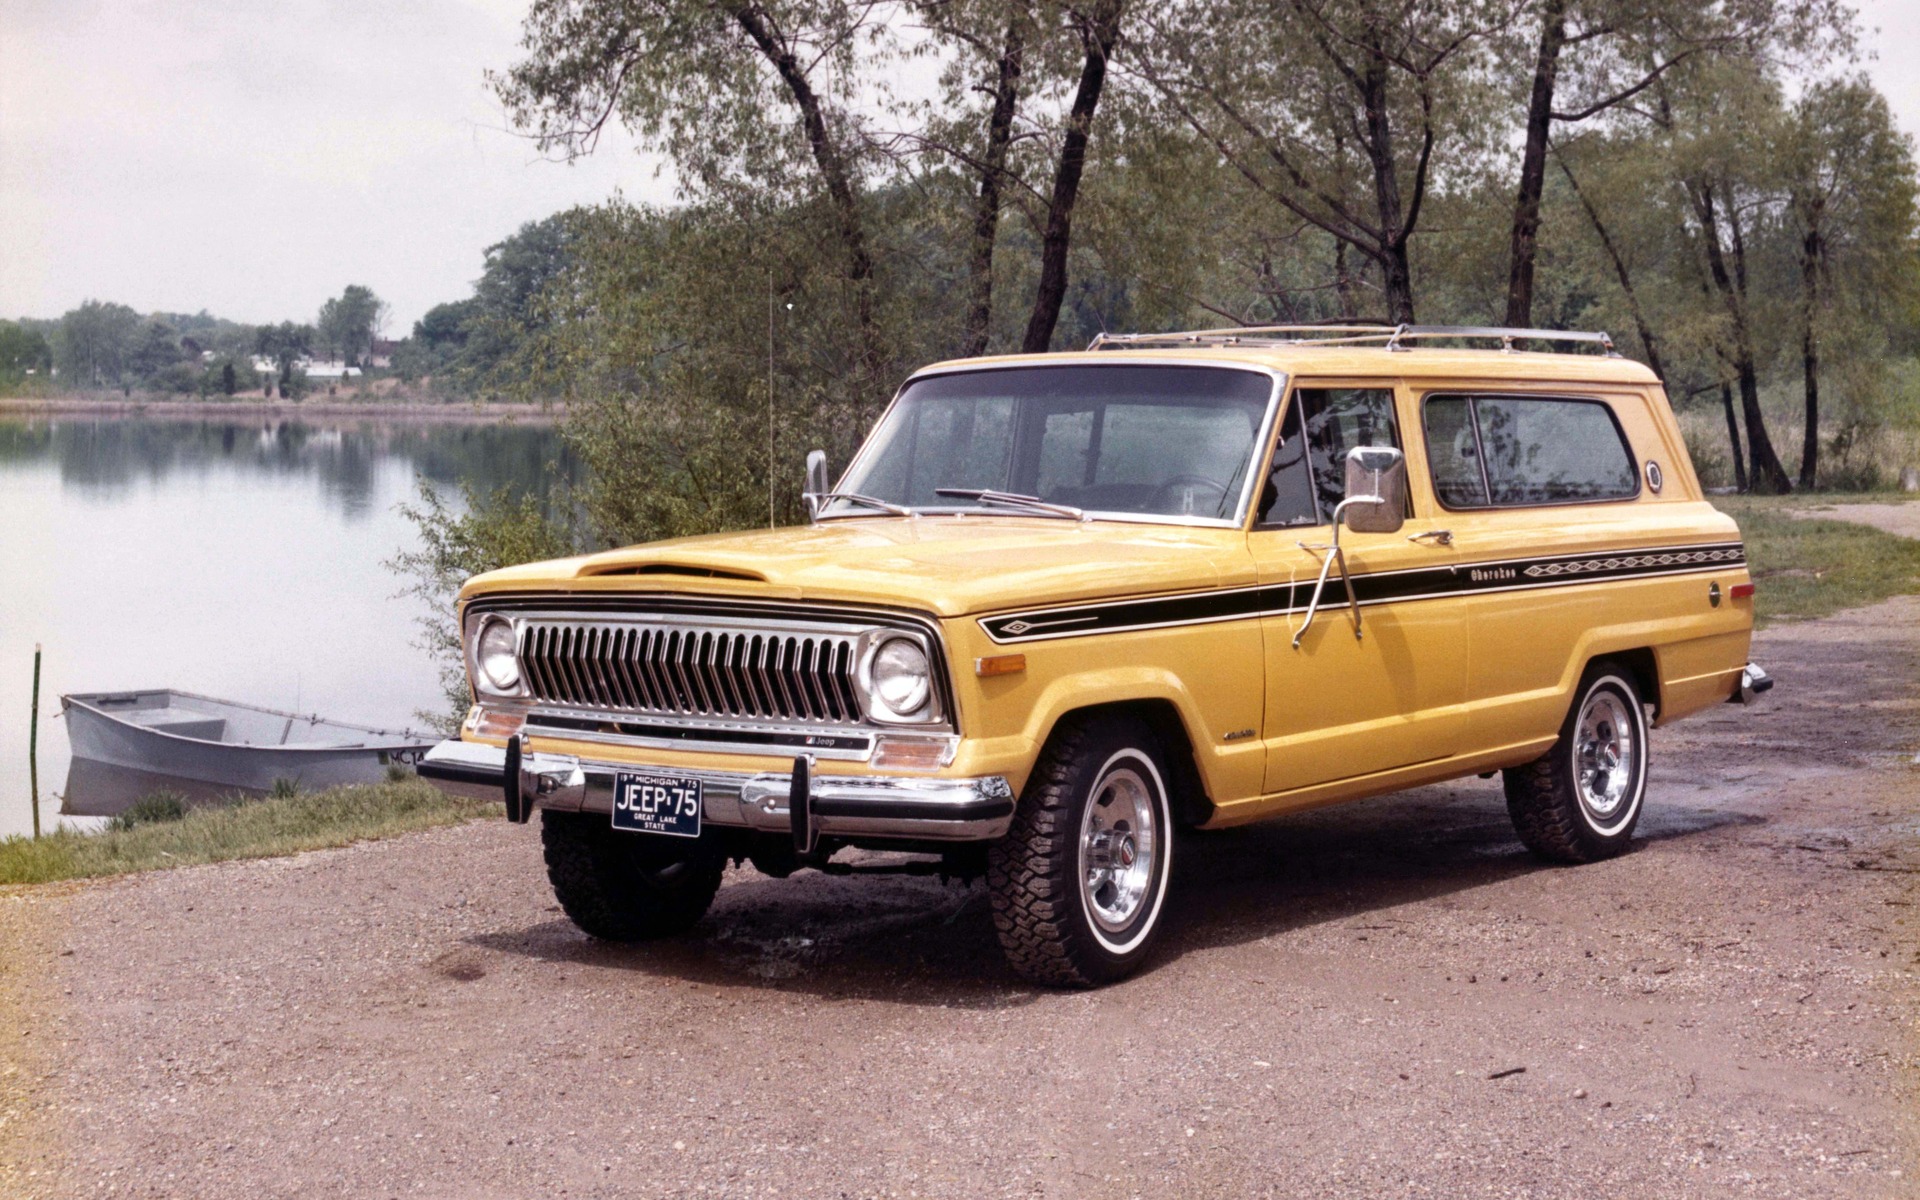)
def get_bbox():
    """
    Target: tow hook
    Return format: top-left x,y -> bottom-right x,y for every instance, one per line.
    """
1730,663 -> 1774,705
